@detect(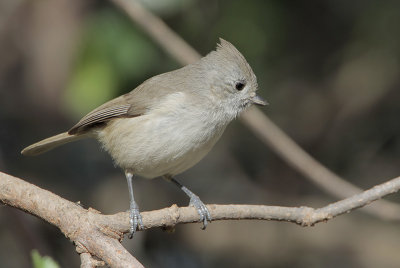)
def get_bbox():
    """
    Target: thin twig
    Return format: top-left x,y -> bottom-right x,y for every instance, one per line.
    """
241,107 -> 400,220
110,0 -> 400,221
99,176 -> 400,230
